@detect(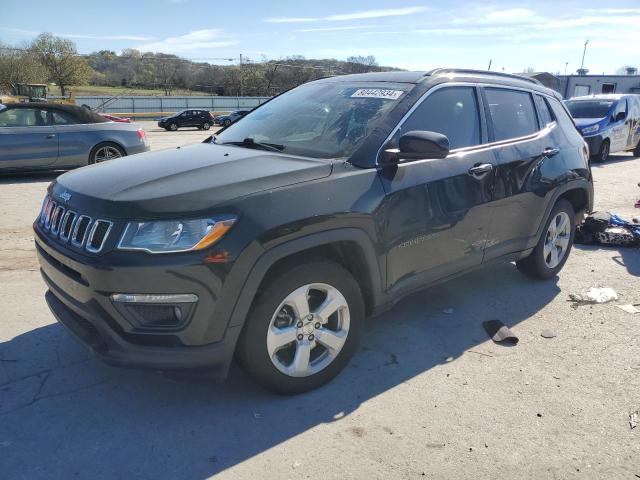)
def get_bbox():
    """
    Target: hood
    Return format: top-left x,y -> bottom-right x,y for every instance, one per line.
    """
51,143 -> 333,219
573,117 -> 605,128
